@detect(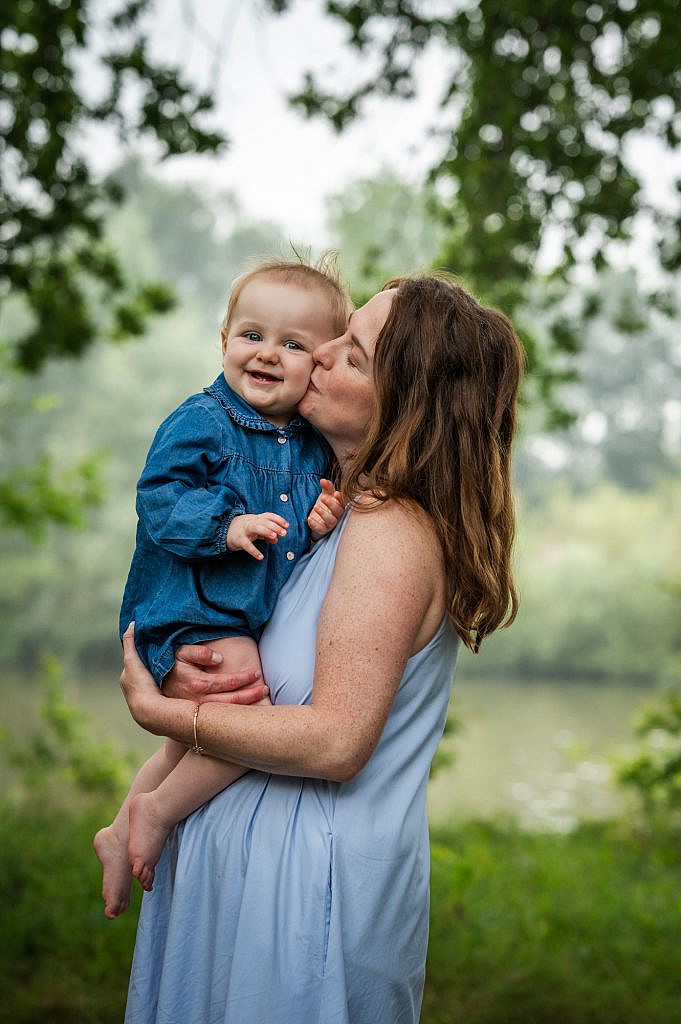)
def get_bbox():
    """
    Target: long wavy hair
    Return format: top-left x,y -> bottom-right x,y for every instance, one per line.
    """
342,274 -> 524,653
